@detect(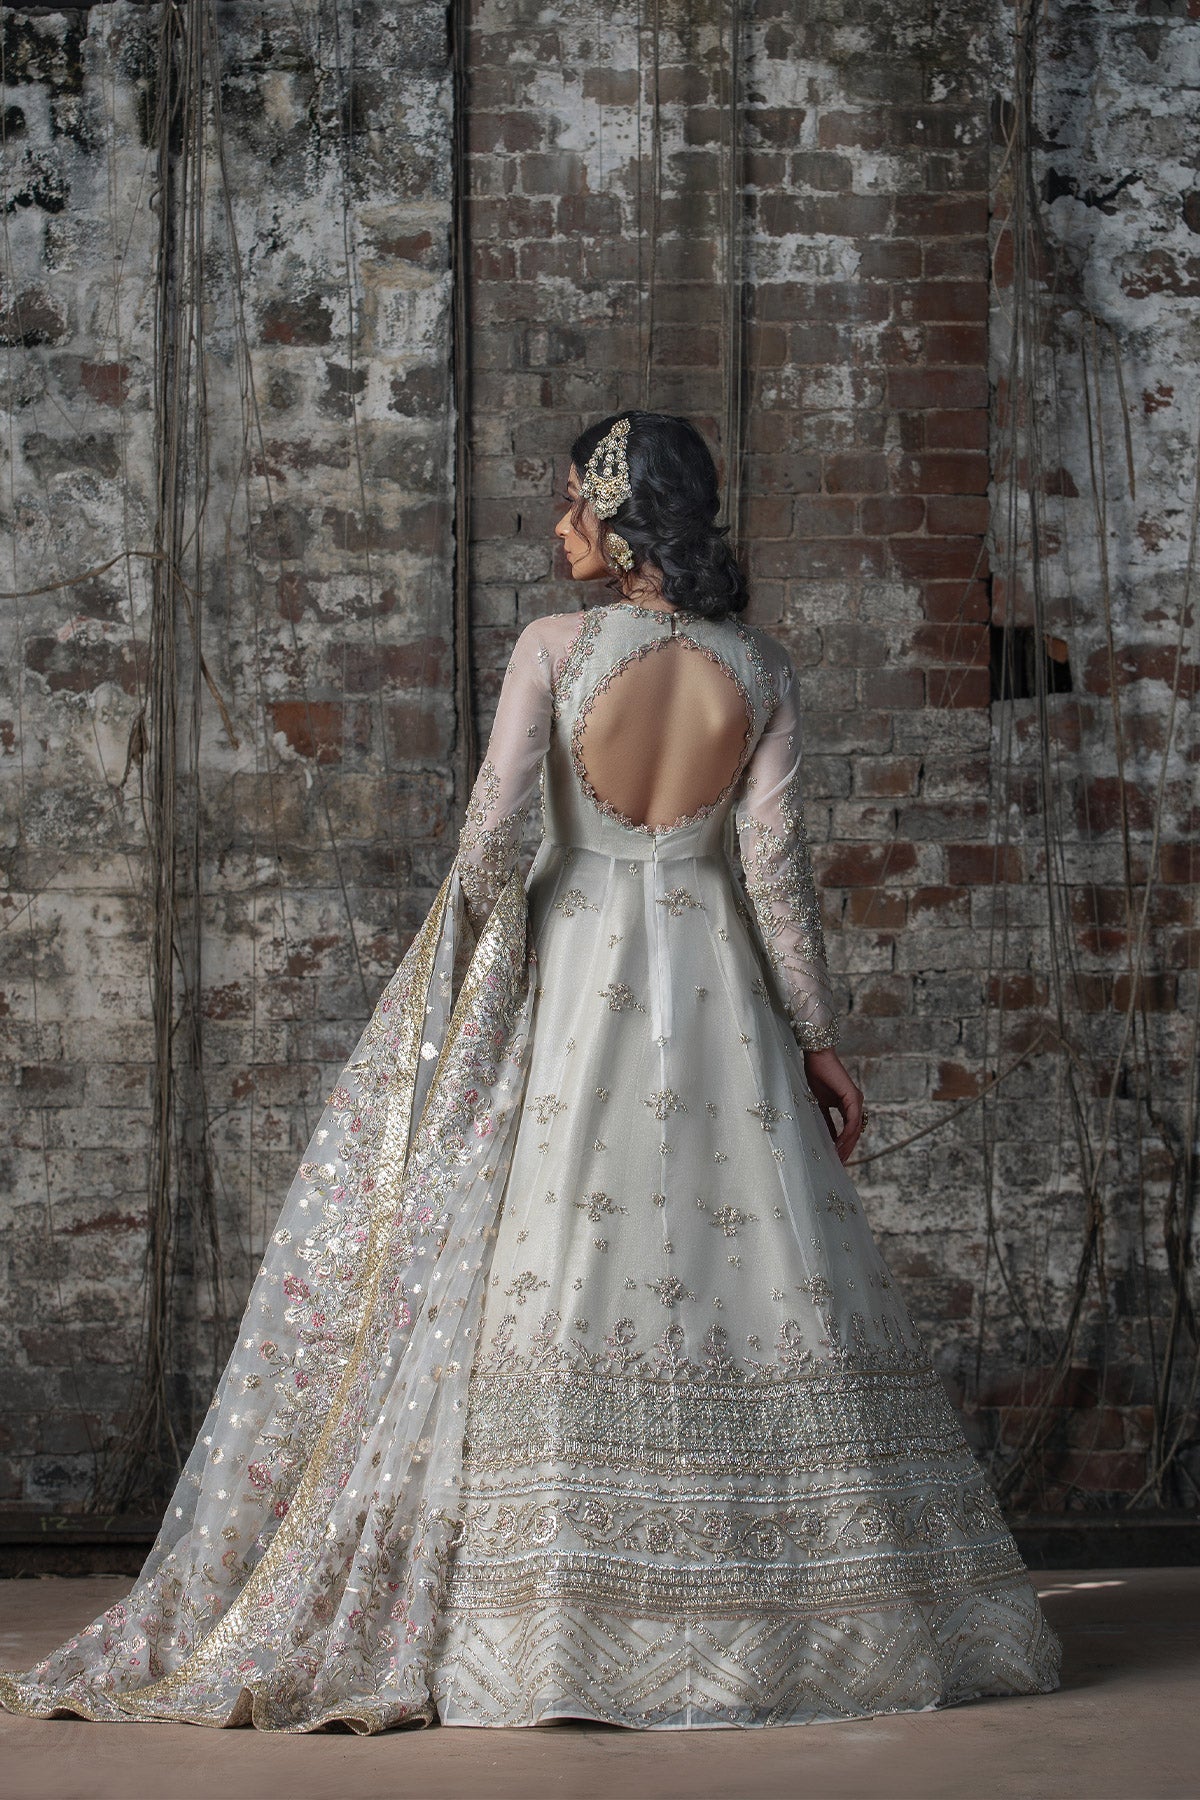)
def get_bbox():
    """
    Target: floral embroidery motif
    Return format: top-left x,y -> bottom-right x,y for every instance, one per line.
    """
550,607 -> 606,720
656,887 -> 703,917
576,1190 -> 626,1223
531,1093 -> 566,1126
643,1088 -> 687,1122
747,1100 -> 788,1132
710,1205 -> 758,1238
555,889 -> 599,918
598,981 -> 646,1013
734,648 -> 840,1052
505,1270 -> 551,1307
458,756 -> 528,932
647,1275 -> 696,1308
